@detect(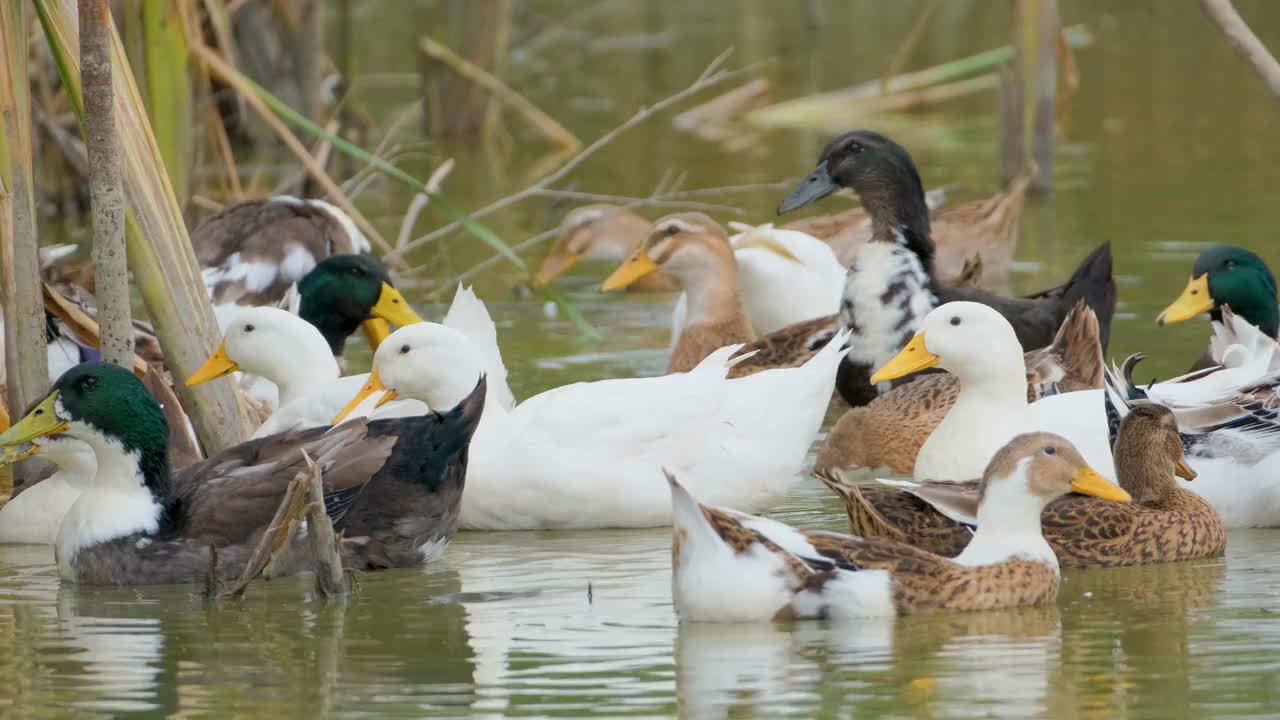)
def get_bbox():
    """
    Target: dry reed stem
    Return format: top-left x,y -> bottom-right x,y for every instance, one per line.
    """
1201,0 -> 1280,100
218,471 -> 310,600
302,451 -> 347,600
191,42 -> 401,264
80,0 -> 134,368
419,36 -> 580,151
